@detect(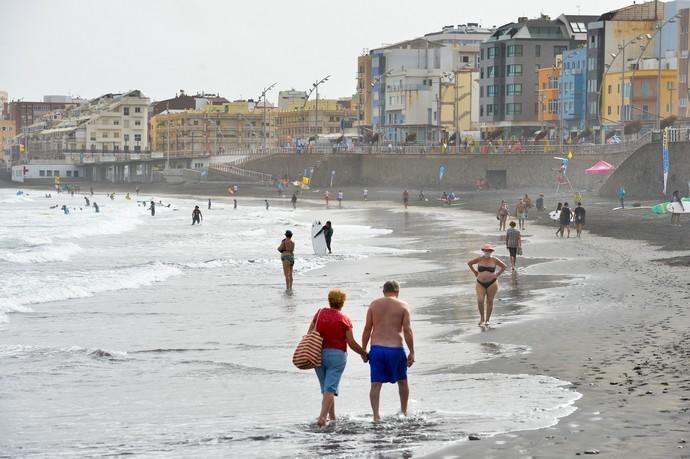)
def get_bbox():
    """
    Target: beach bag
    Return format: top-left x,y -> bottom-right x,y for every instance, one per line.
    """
292,309 -> 324,370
